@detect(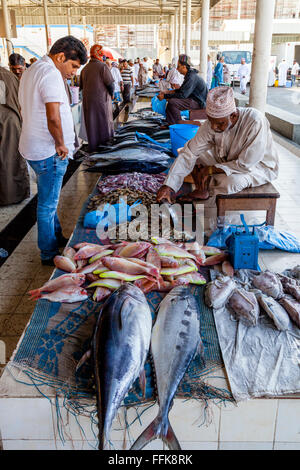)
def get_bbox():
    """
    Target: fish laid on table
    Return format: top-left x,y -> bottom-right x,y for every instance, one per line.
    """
36,286 -> 88,303
54,255 -> 77,273
205,275 -> 236,309
279,296 -> 300,328
257,293 -> 291,331
101,256 -> 160,278
252,271 -> 283,299
131,286 -> 203,450
228,288 -> 260,326
91,284 -> 152,449
28,273 -> 86,300
279,275 -> 300,302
